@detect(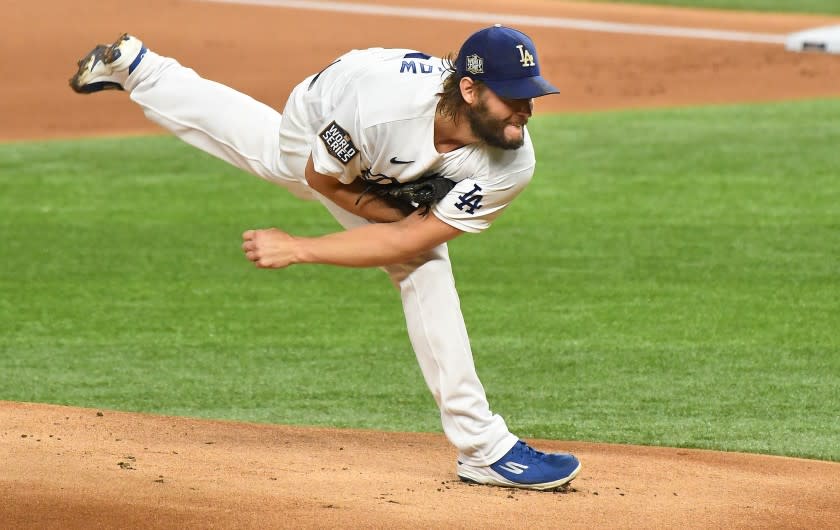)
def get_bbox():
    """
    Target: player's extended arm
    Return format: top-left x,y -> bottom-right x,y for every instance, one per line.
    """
304,156 -> 413,223
241,210 -> 462,268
